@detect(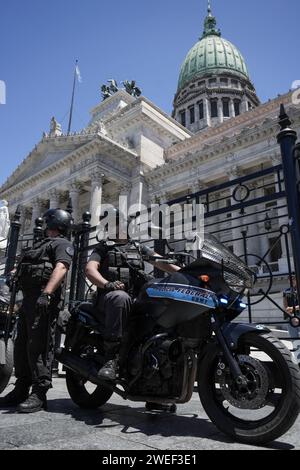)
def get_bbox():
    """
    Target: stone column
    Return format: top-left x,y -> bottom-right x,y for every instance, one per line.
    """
18,206 -> 27,235
246,183 -> 260,264
204,97 -> 211,127
89,170 -> 104,227
218,99 -> 224,124
30,198 -> 42,231
229,99 -> 235,118
271,155 -> 289,272
48,189 -> 60,209
69,181 -> 81,223
242,95 -> 249,113
227,167 -> 245,258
